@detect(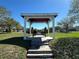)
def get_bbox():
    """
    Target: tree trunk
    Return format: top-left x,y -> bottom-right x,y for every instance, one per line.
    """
65,24 -> 69,33
8,25 -> 11,32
